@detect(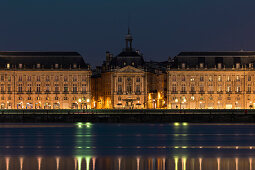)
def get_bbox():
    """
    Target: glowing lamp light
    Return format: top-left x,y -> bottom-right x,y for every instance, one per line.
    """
87,99 -> 90,103
182,122 -> 188,126
174,122 -> 180,126
78,99 -> 82,103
